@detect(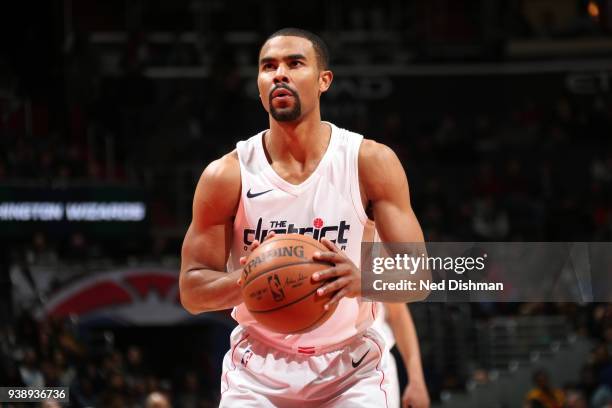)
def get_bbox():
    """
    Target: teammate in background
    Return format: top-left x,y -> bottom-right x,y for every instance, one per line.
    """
365,221 -> 430,408
180,27 -> 430,406
377,303 -> 430,408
